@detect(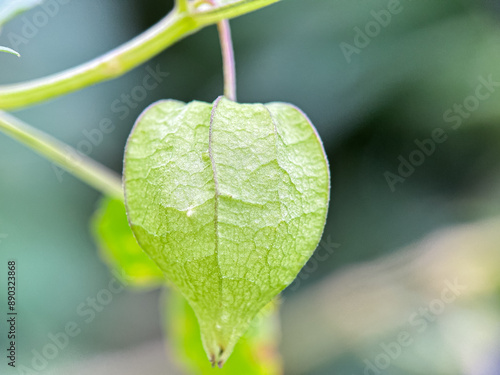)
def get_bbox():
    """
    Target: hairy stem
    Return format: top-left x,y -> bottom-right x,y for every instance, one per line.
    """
0,0 -> 279,110
0,112 -> 123,199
